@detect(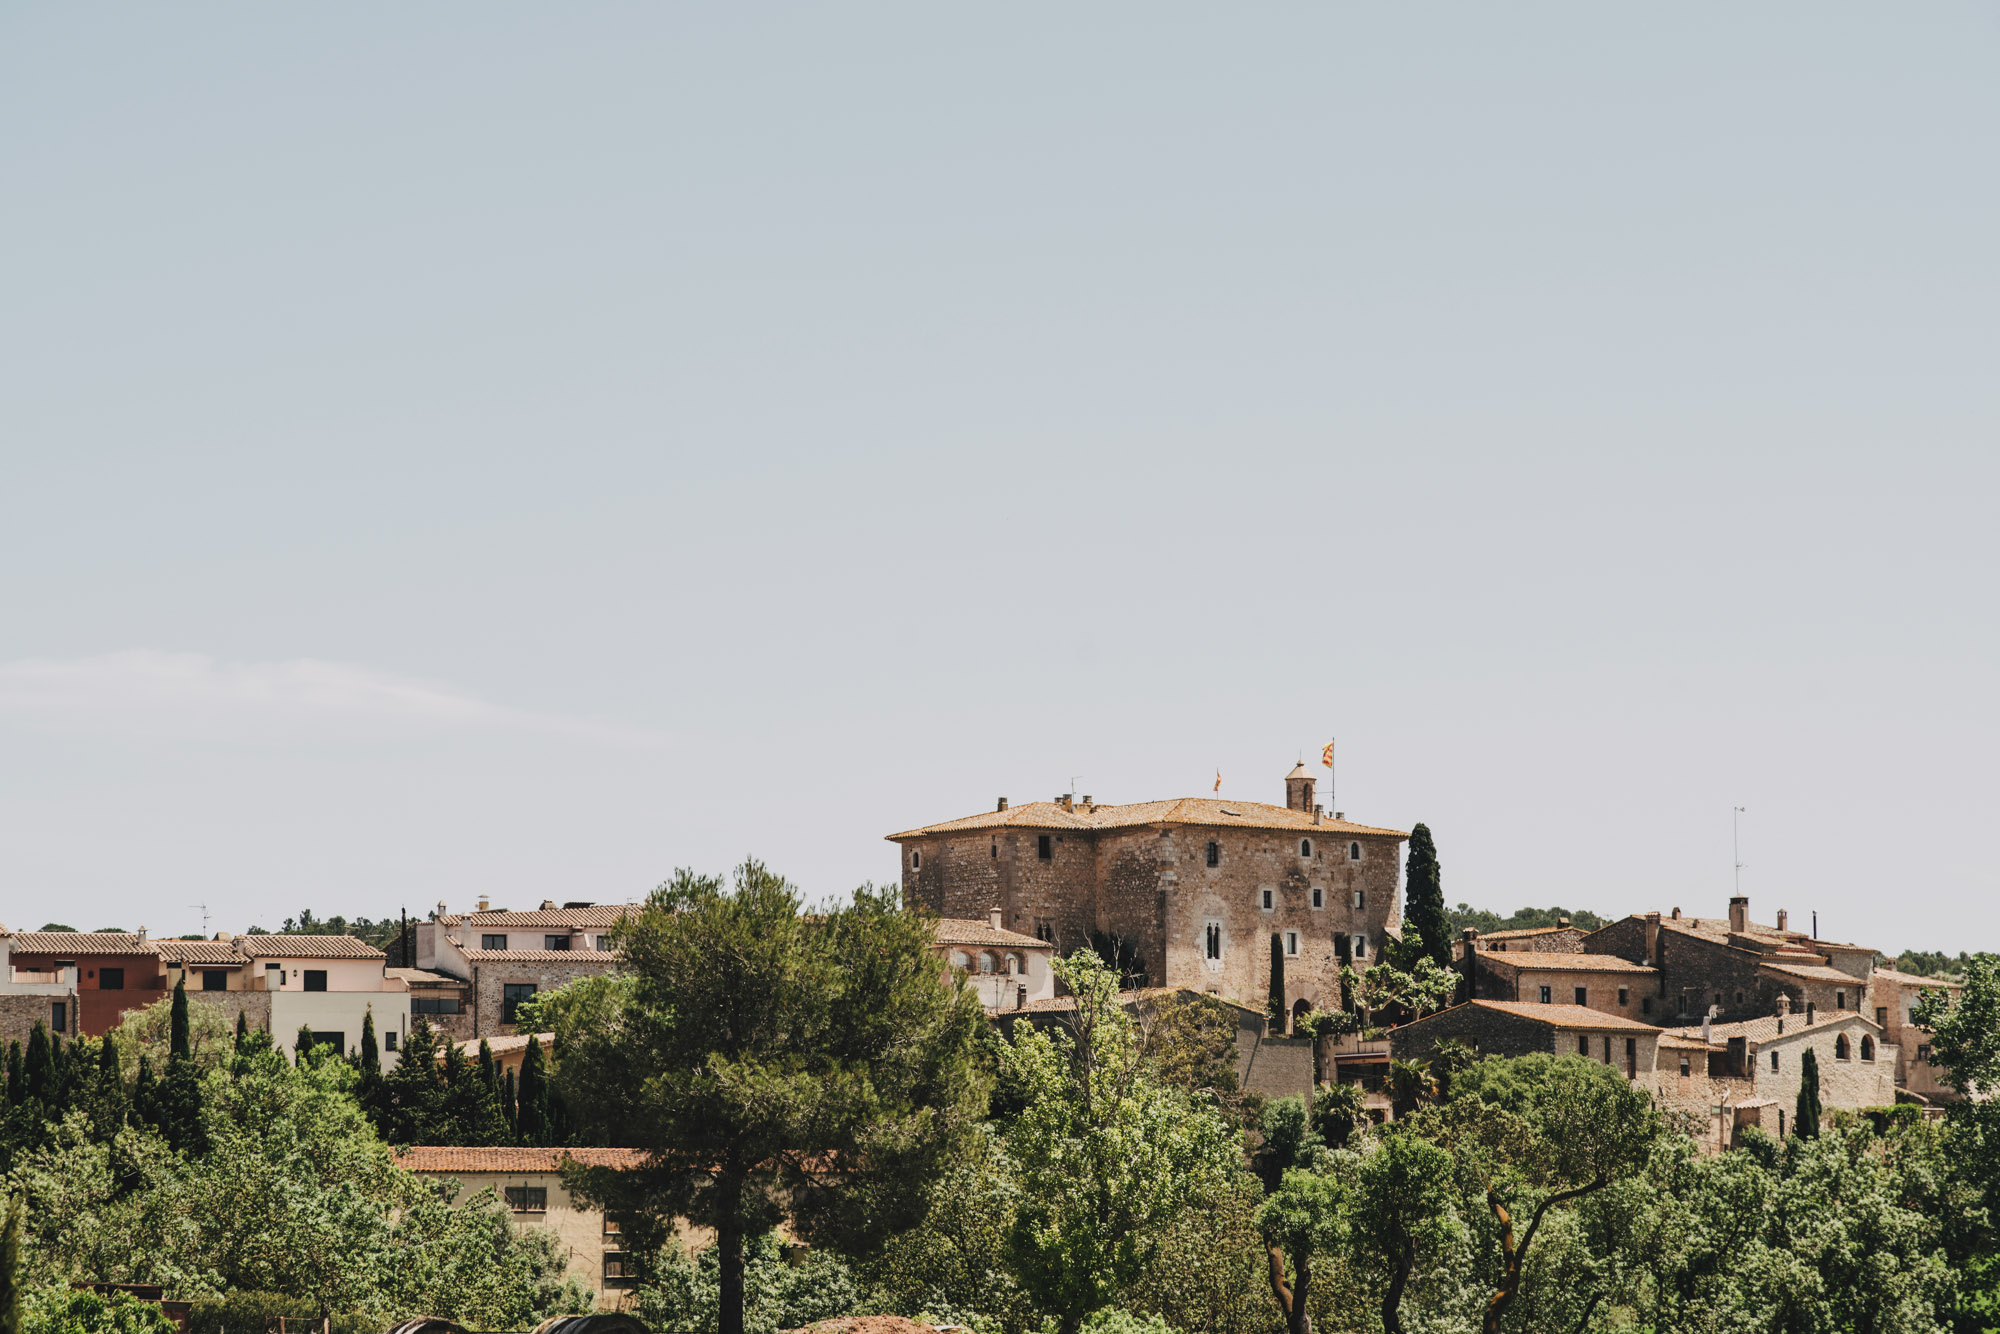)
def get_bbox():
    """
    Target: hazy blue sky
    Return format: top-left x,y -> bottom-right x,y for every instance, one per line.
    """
2,6 -> 1995,950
